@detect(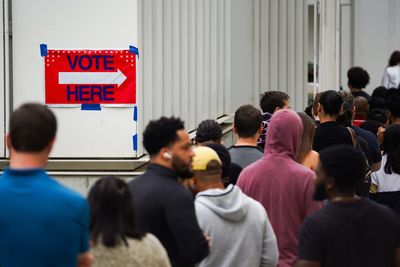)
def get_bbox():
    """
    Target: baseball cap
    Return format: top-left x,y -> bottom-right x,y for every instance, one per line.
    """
192,146 -> 222,171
